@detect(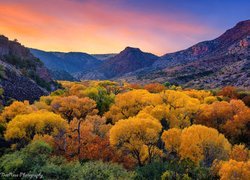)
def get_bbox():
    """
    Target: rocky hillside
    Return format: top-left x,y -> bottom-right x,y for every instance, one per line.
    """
120,20 -> 250,89
0,35 -> 57,103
